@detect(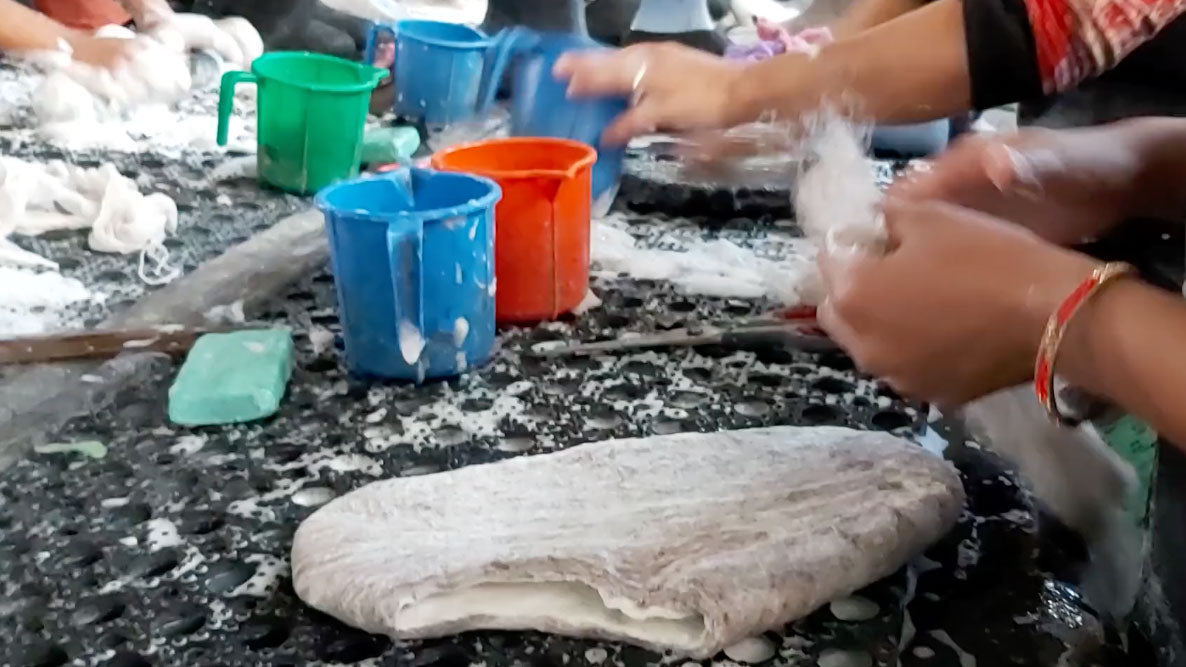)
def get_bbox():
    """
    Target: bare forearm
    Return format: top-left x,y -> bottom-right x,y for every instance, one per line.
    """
828,0 -> 928,39
1060,280 -> 1186,447
731,0 -> 970,125
0,0 -> 74,52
